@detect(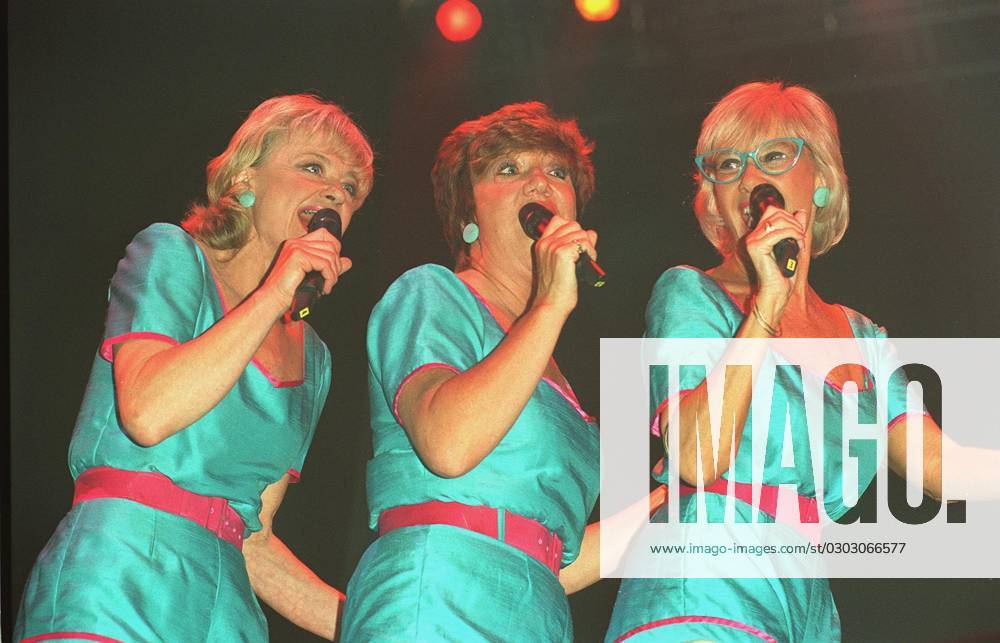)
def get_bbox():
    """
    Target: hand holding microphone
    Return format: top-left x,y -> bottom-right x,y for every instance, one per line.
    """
749,184 -> 800,278
518,203 -> 607,287
288,208 -> 343,321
